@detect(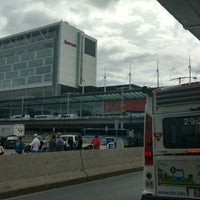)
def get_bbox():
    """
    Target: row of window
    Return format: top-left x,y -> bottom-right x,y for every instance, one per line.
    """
0,66 -> 52,80
0,74 -> 52,88
0,48 -> 53,65
0,27 -> 57,52
0,86 -> 53,101
0,57 -> 53,73
0,40 -> 54,58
